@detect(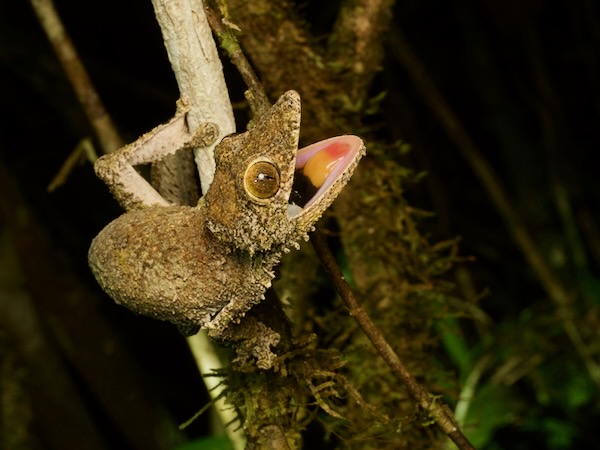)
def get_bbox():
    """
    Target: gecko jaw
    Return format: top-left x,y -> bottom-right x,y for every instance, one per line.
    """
287,135 -> 364,220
